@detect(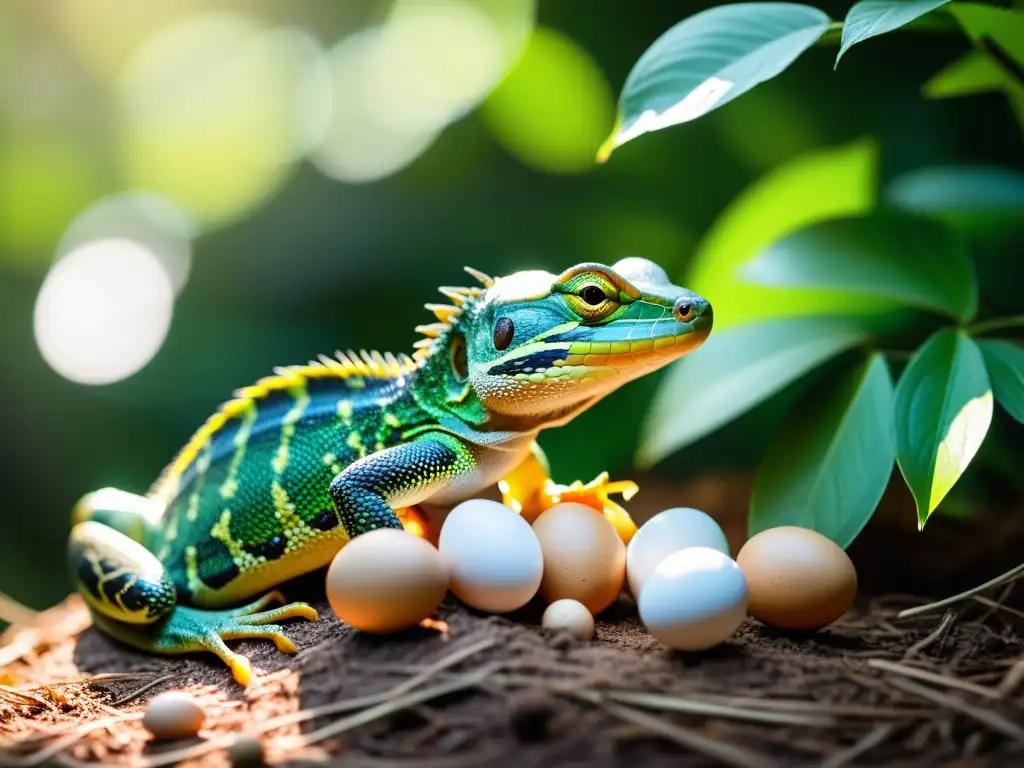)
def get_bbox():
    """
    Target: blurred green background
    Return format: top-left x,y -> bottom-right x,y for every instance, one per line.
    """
1,0 -> 1021,611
